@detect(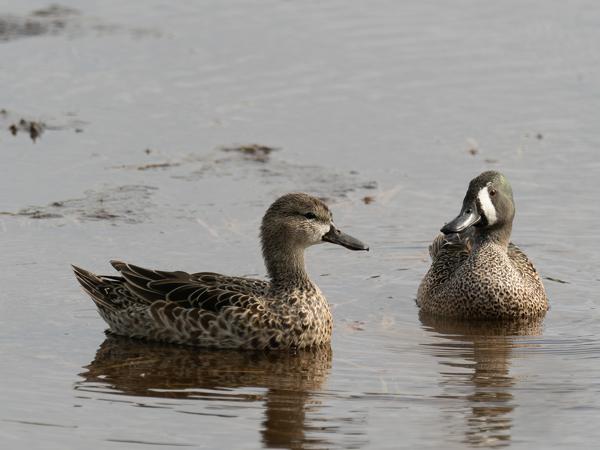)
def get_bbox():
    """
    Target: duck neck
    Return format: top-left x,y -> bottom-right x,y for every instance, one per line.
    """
474,222 -> 512,250
263,242 -> 312,289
